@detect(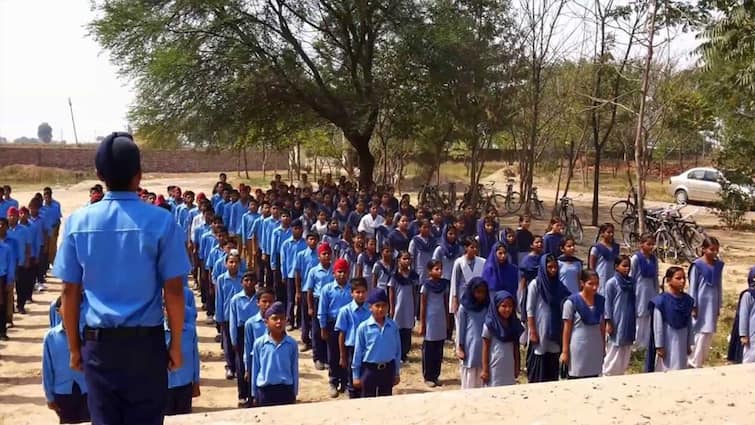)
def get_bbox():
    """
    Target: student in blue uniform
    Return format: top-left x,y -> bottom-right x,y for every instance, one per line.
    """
240,198 -> 260,268
589,223 -> 620,296
526,255 -> 569,383
542,218 -> 563,258
409,219 -> 438,285
557,237 -> 582,294
352,288 -> 401,398
602,255 -> 636,376
53,133 -> 190,425
42,187 -> 63,268
388,251 -> 419,362
631,233 -> 658,350
727,266 -> 755,364
688,237 -> 724,368
387,215 -> 411,254
456,277 -> 489,389
270,209 -> 292,301
432,226 -> 463,281
481,290 -> 523,387
43,297 -> 91,424
8,206 -> 31,316
476,216 -> 498,259
646,266 -> 694,372
449,238 -> 485,316
294,232 -> 320,350
303,242 -> 334,370
228,272 -> 259,407
419,260 -> 449,388
372,245 -> 394,290
356,237 -> 378,282
251,302 -> 299,407
281,219 -> 306,329
318,258 -> 354,398
561,270 -> 605,379
260,203 -> 282,288
216,252 -> 243,380
481,242 -> 518,297
335,278 -> 370,399
499,227 -> 519,267
243,287 -> 275,388
164,286 -> 200,416
514,216 -> 534,265
0,218 -> 15,340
